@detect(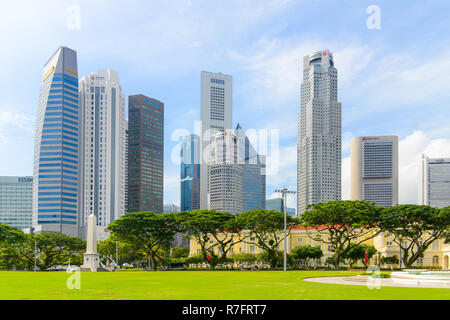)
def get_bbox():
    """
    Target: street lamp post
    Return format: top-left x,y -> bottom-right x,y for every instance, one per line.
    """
275,187 -> 296,272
